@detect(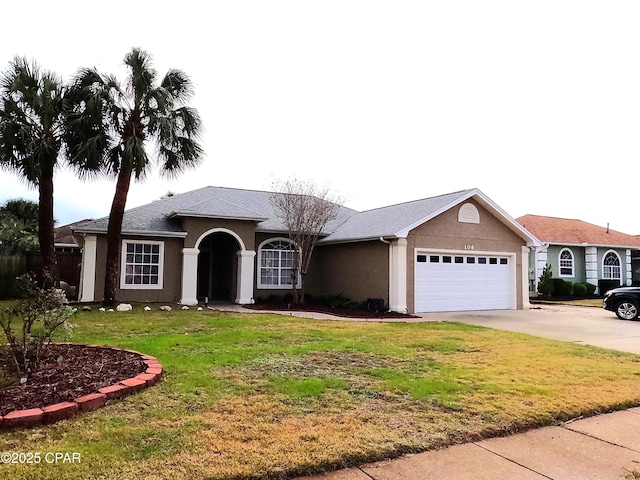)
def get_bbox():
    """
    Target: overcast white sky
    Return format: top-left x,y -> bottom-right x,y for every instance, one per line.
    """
1,1 -> 639,234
